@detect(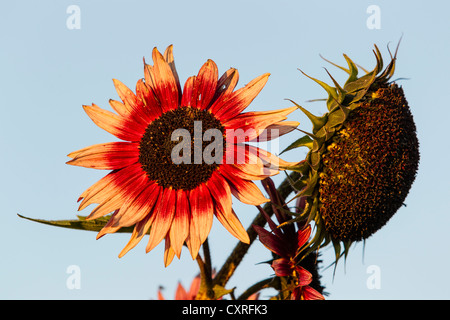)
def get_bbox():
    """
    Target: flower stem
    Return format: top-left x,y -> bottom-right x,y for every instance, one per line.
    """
195,242 -> 215,300
202,237 -> 213,277
237,278 -> 275,300
213,171 -> 300,290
